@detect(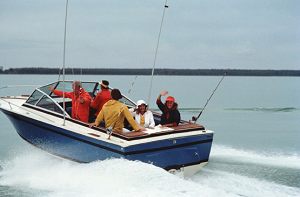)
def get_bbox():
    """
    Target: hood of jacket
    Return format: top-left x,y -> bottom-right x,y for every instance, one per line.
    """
104,100 -> 118,106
